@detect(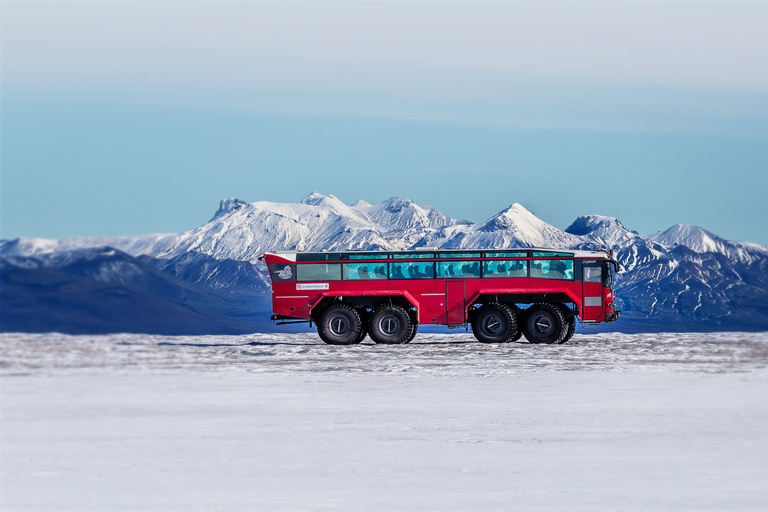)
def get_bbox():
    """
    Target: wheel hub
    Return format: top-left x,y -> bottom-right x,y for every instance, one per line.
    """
482,314 -> 503,335
330,315 -> 350,335
534,316 -> 552,335
378,315 -> 400,336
